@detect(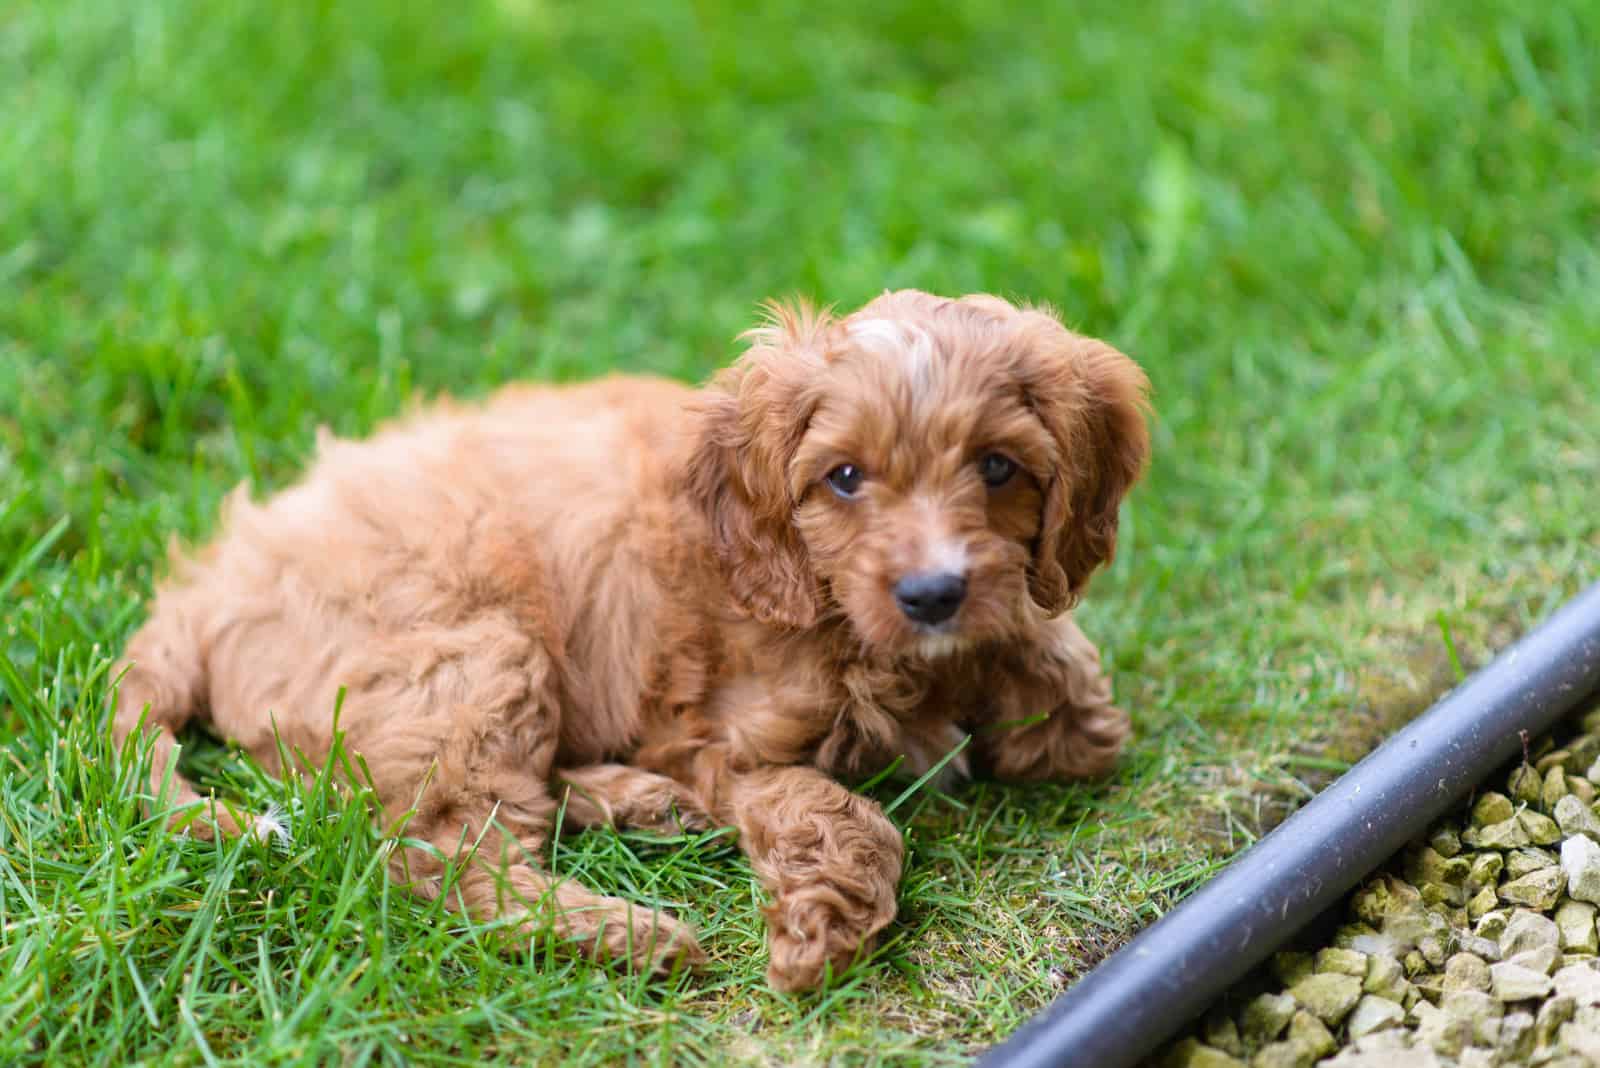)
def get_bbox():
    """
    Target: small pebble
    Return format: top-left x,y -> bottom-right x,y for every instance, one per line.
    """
1346,995 -> 1405,1038
1163,1037 -> 1245,1068
1202,1011 -> 1243,1056
1475,817 -> 1531,849
1363,954 -> 1410,1000
1490,960 -> 1555,1001
1315,947 -> 1368,977
1286,1010 -> 1334,1058
1508,942 -> 1560,976
1442,952 -> 1490,992
1538,994 -> 1578,1043
1240,991 -> 1296,1042
1271,952 -> 1313,987
1564,835 -> 1600,904
1499,866 -> 1566,909
1289,972 -> 1362,1026
1558,901 -> 1600,954
1553,963 -> 1600,1005
1506,846 -> 1559,877
1545,765 -> 1572,808
1520,808 -> 1563,845
1472,792 -> 1515,827
1556,794 -> 1600,837
1500,909 -> 1561,958
1509,764 -> 1544,804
